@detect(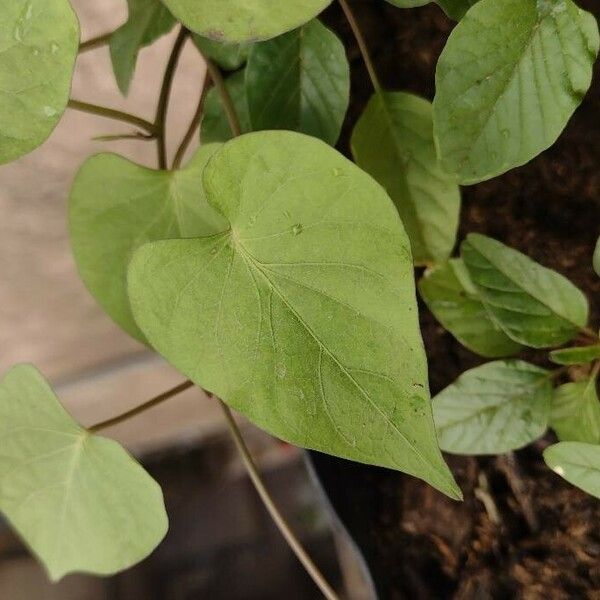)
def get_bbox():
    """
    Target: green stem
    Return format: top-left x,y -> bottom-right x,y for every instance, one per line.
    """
219,400 -> 340,600
172,77 -> 213,169
89,380 -> 194,433
204,58 -> 242,137
338,0 -> 382,93
155,27 -> 190,170
68,99 -> 157,135
79,32 -> 112,53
